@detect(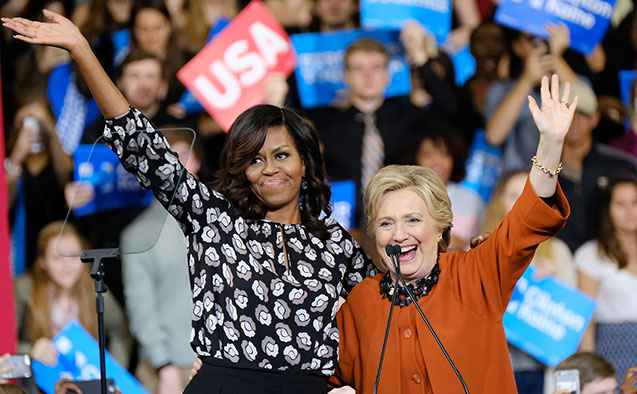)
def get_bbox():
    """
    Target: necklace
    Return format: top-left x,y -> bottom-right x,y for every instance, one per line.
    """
379,263 -> 441,307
